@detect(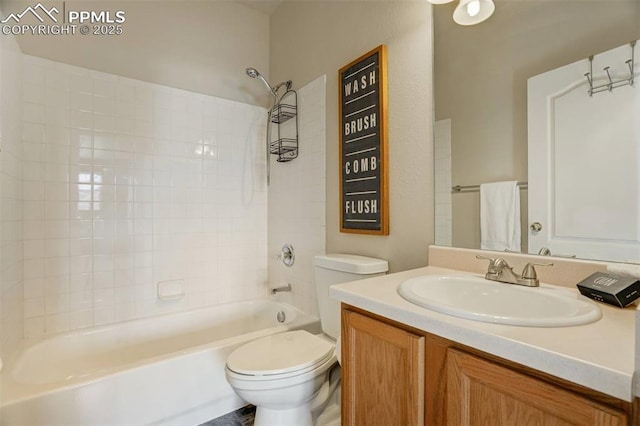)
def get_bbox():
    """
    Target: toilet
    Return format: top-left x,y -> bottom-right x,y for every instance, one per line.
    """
225,253 -> 388,426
